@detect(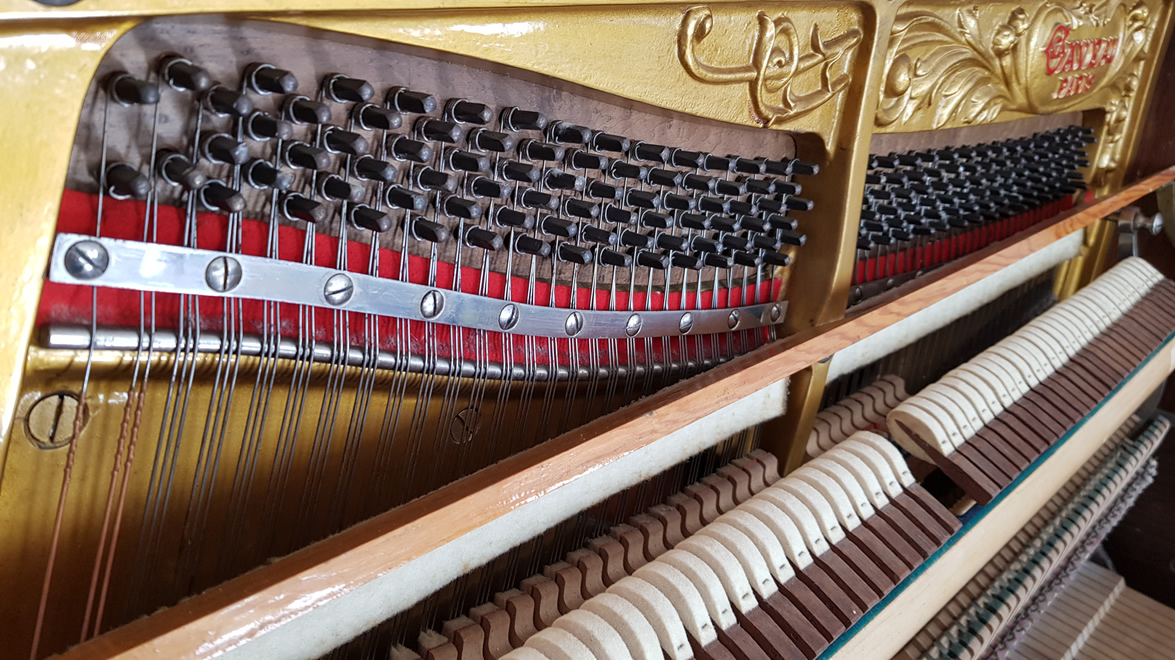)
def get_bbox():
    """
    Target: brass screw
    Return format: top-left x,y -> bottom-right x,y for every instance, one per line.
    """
25,392 -> 83,449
